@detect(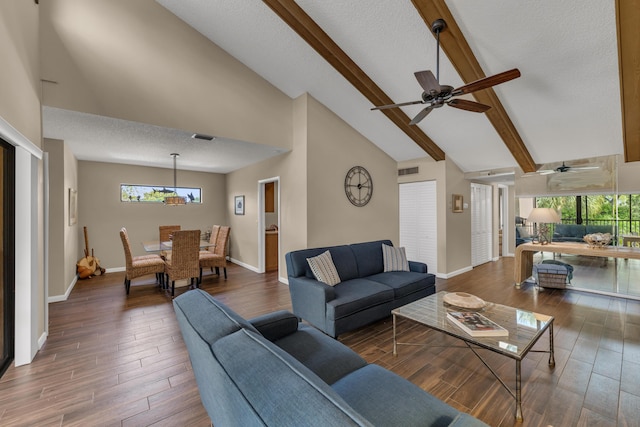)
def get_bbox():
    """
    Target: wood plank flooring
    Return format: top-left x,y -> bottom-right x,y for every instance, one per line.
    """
1,258 -> 639,426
